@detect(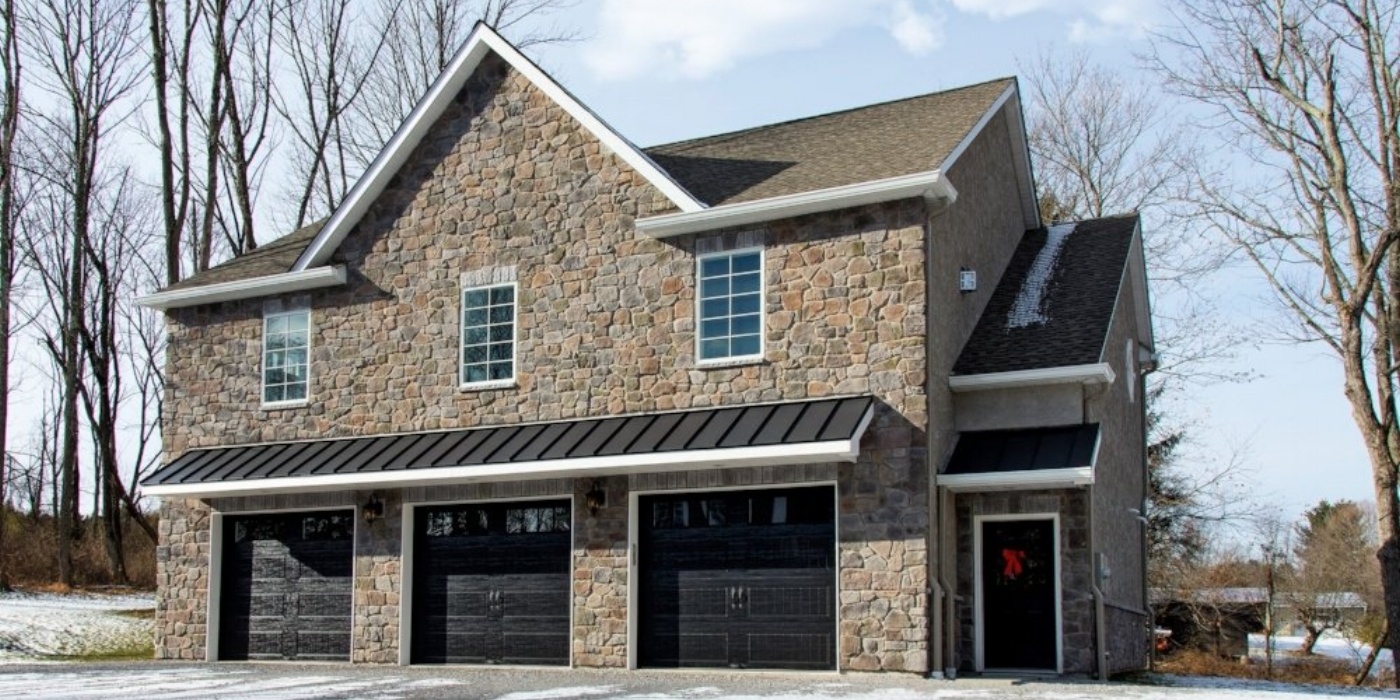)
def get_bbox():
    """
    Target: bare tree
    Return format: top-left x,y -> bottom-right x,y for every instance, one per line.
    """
0,0 -> 22,590
273,0 -> 388,228
350,0 -> 577,165
21,0 -> 144,585
1150,0 -> 1400,676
